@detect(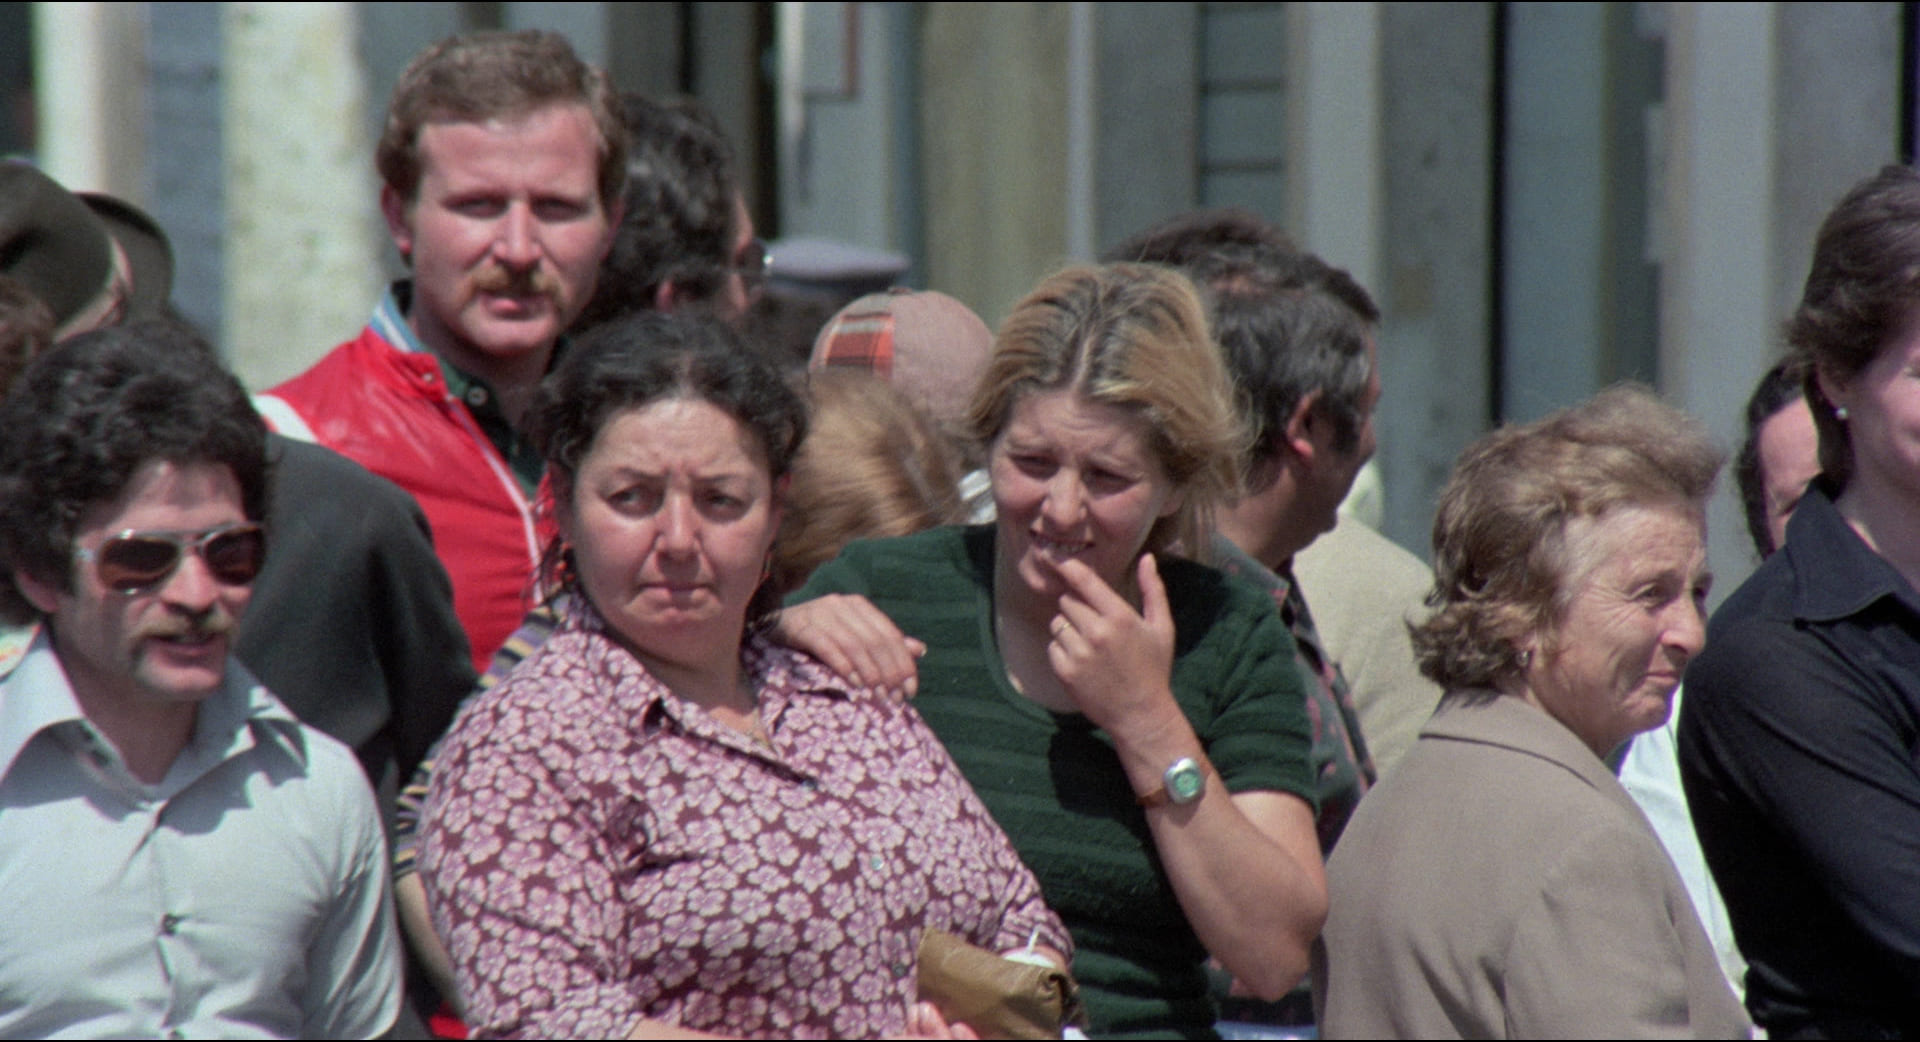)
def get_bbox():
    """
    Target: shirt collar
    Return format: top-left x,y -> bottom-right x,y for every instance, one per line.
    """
0,630 -> 307,788
370,280 -> 426,355
377,280 -> 498,399
0,629 -> 87,783
1782,478 -> 1920,622
378,279 -> 555,495
562,599 -> 850,731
